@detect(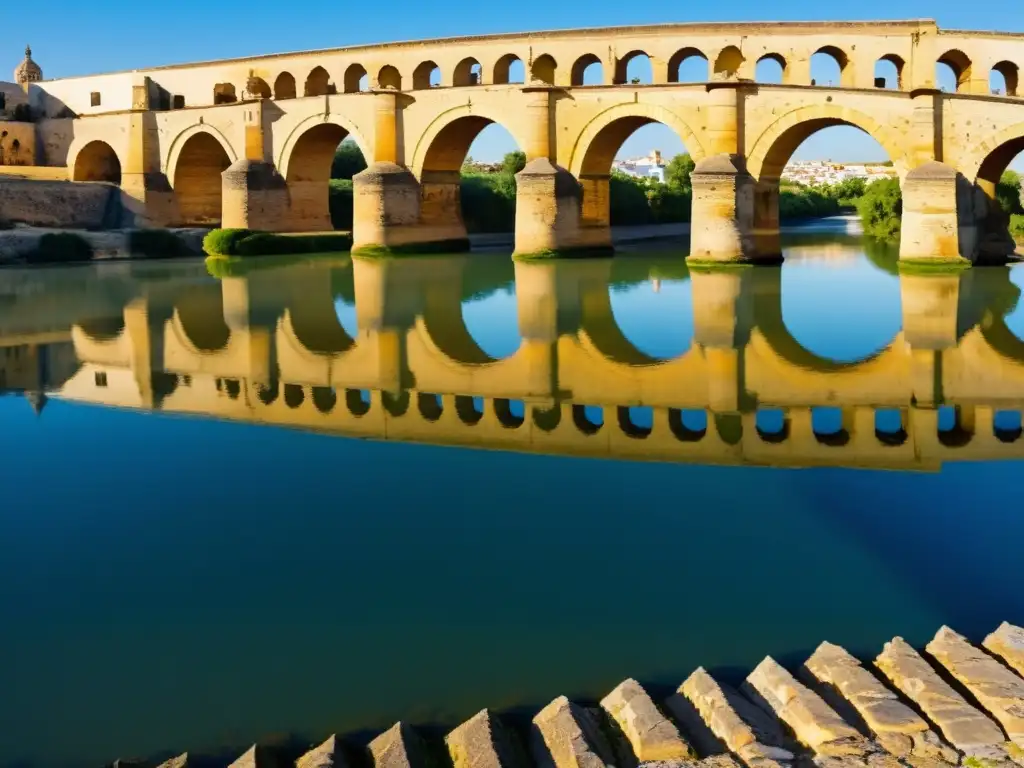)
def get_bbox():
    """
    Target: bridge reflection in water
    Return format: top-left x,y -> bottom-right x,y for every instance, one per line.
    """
9,250 -> 1024,472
